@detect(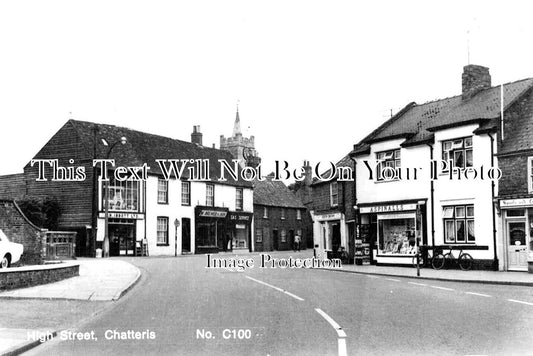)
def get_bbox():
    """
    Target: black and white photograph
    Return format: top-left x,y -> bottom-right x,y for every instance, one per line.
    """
1,1 -> 533,355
